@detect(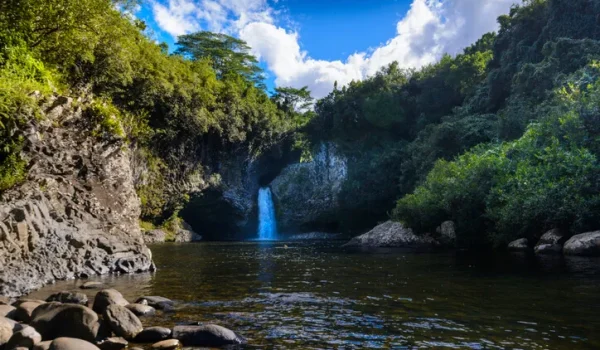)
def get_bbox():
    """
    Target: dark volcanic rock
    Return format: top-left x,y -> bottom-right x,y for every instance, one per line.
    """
46,291 -> 88,305
103,305 -> 143,340
172,324 -> 246,347
49,337 -> 100,350
564,231 -> 600,256
92,289 -> 128,314
30,303 -> 99,342
0,94 -> 153,297
134,327 -> 172,343
343,221 -> 439,248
